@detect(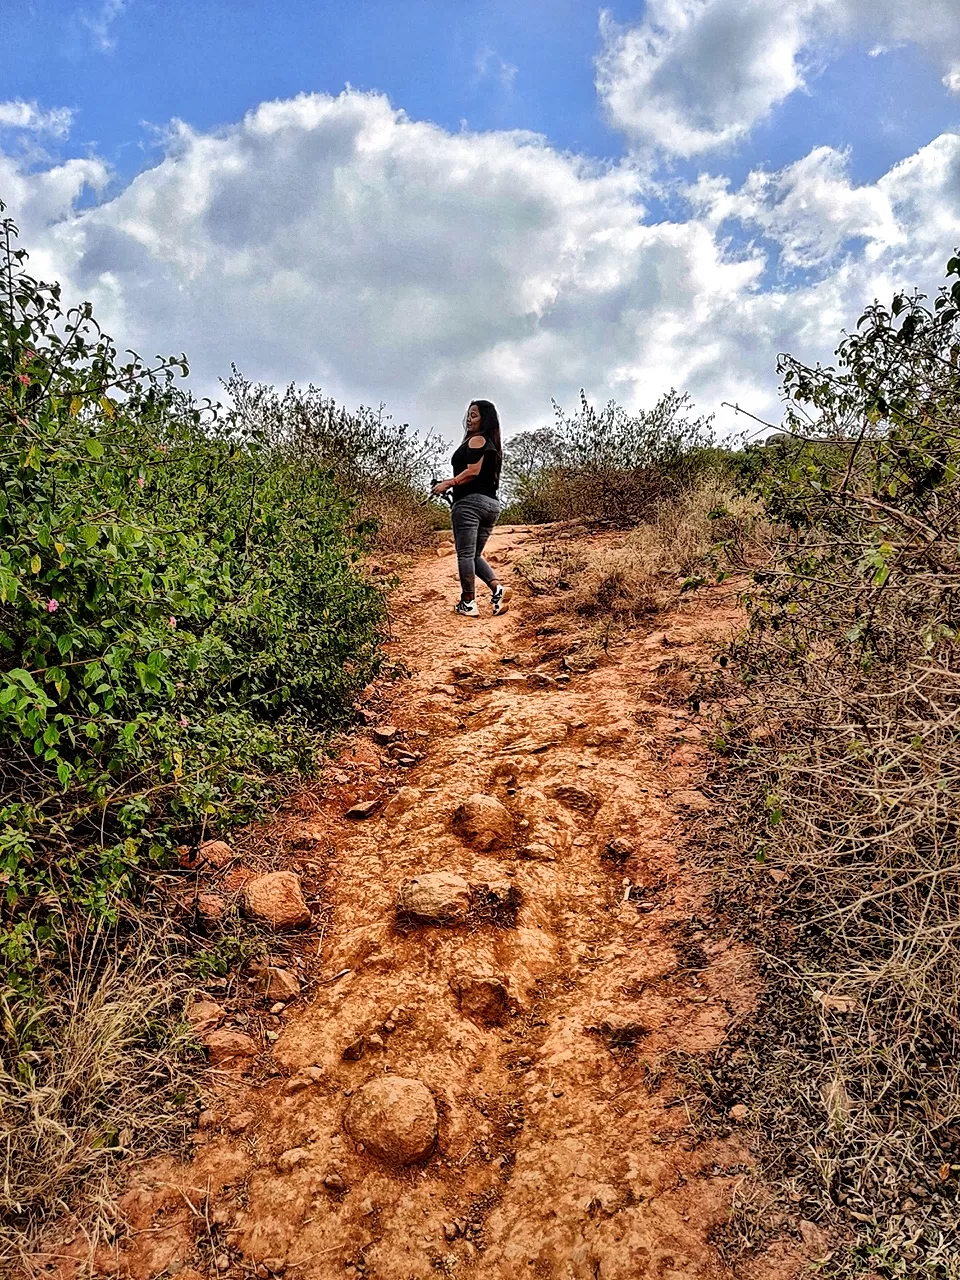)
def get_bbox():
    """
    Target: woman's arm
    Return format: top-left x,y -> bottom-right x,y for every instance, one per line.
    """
431,435 -> 486,494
